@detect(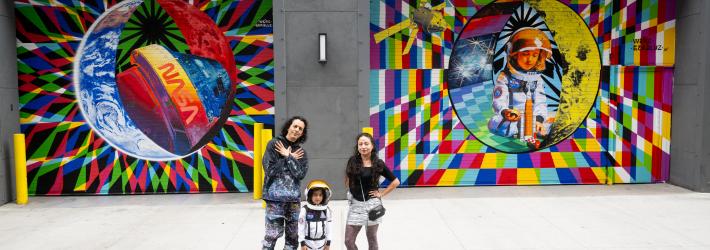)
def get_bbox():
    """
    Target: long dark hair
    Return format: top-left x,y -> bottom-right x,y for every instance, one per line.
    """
346,133 -> 384,186
279,116 -> 308,144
